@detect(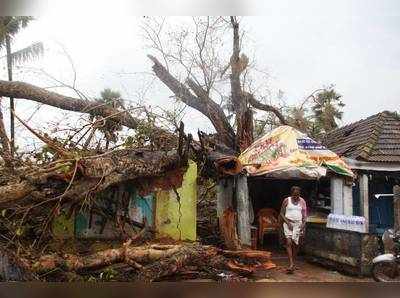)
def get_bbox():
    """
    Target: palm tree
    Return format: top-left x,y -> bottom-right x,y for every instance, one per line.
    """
0,16 -> 44,155
311,86 -> 345,134
87,88 -> 124,150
